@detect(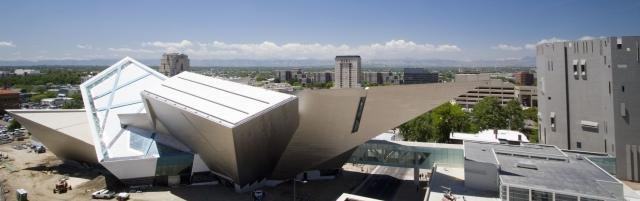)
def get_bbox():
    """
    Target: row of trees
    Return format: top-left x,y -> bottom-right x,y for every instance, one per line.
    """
1,69 -> 87,87
62,92 -> 84,109
399,97 -> 538,143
